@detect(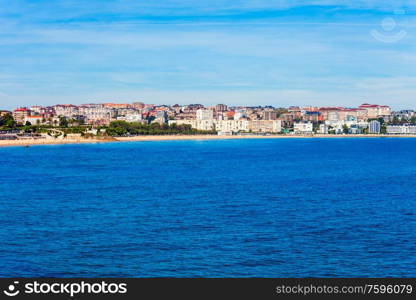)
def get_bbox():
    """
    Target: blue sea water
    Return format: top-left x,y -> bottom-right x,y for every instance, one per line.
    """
0,138 -> 415,278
